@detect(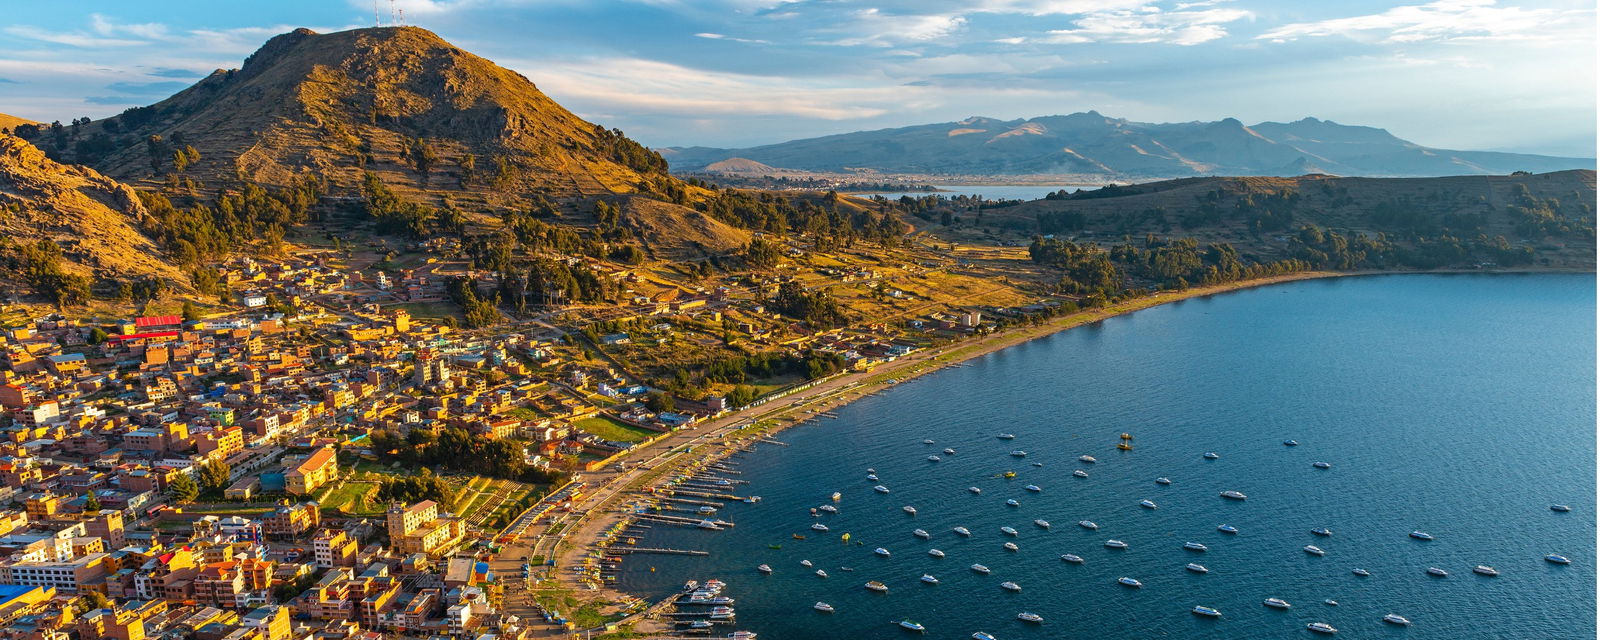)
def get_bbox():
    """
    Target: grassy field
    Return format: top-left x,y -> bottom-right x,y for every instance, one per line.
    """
573,416 -> 657,443
320,481 -> 381,516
